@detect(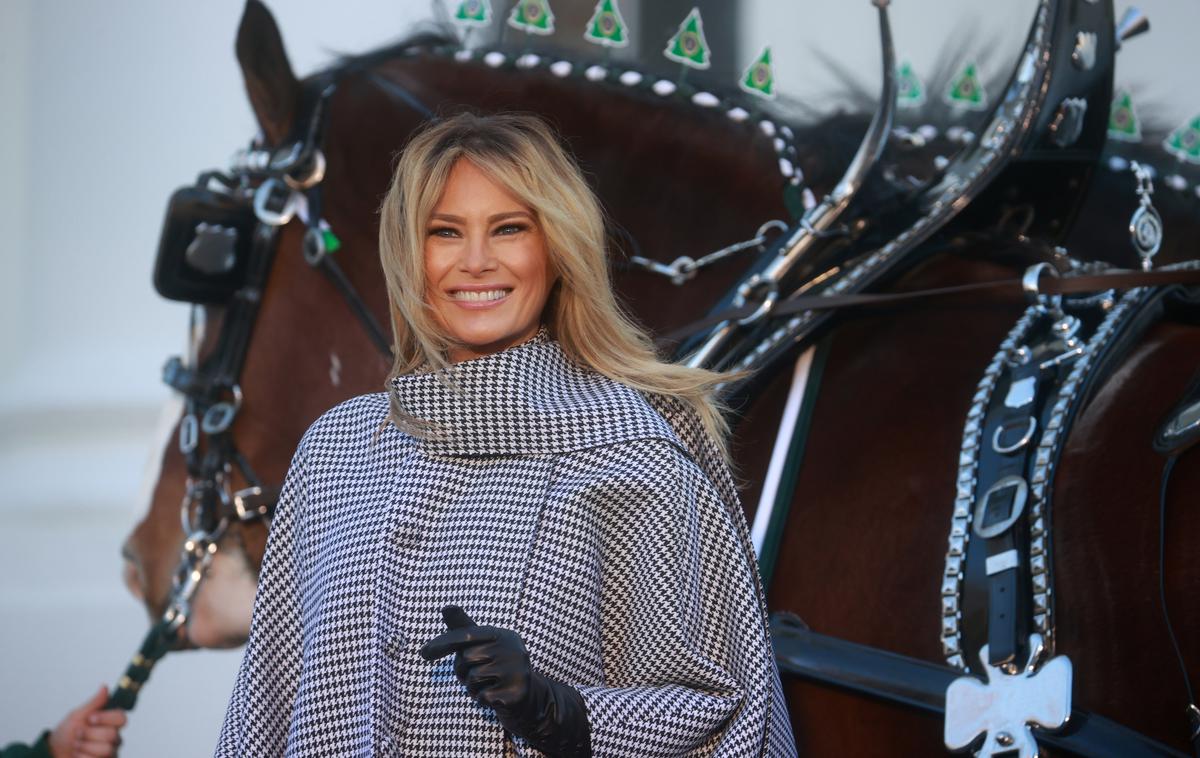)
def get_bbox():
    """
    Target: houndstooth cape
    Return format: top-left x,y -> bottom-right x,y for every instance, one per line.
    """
216,329 -> 796,757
